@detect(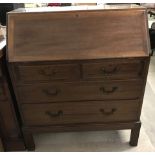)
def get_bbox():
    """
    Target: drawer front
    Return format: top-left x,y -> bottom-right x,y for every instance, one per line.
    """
12,64 -> 80,83
17,81 -> 142,103
82,59 -> 145,80
21,100 -> 140,126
